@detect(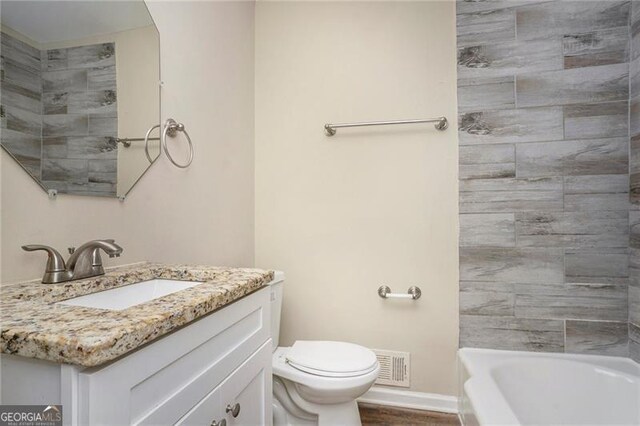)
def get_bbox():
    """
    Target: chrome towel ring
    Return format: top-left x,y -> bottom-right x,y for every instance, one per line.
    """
144,124 -> 161,164
162,118 -> 194,168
